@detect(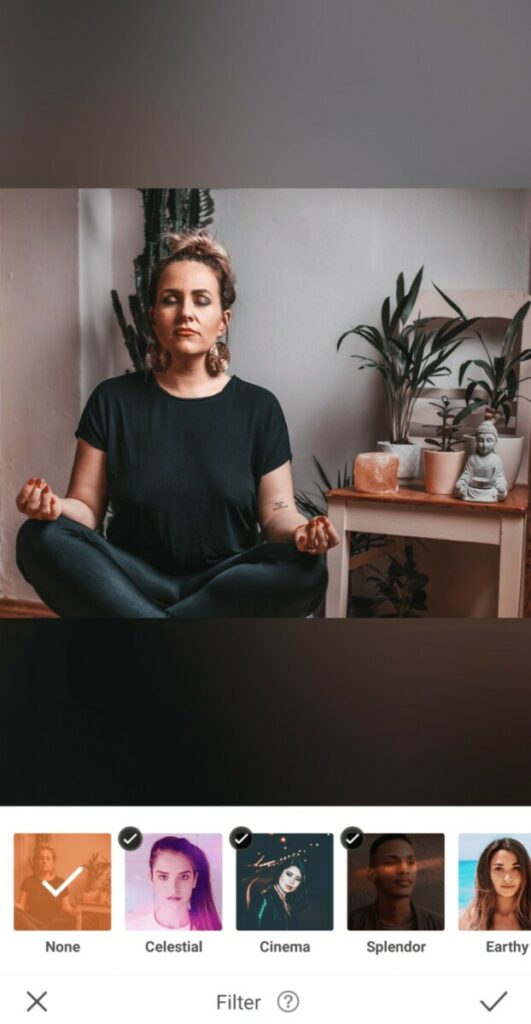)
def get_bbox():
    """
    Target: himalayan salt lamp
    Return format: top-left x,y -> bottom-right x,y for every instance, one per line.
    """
354,452 -> 399,493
